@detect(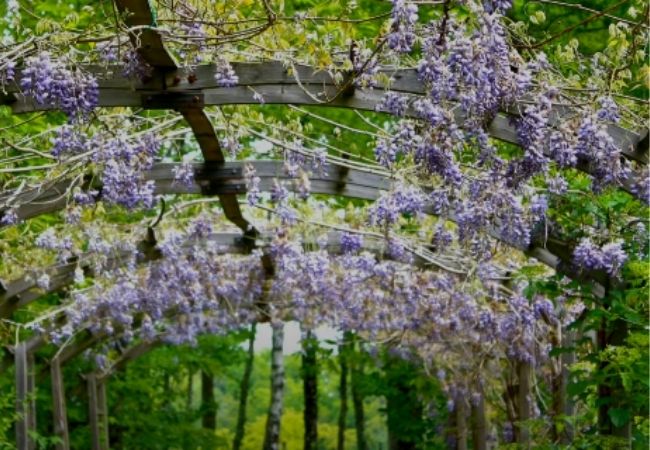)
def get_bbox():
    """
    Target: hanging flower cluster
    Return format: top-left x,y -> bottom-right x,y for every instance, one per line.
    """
20,52 -> 98,121
52,127 -> 161,209
573,238 -> 627,276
